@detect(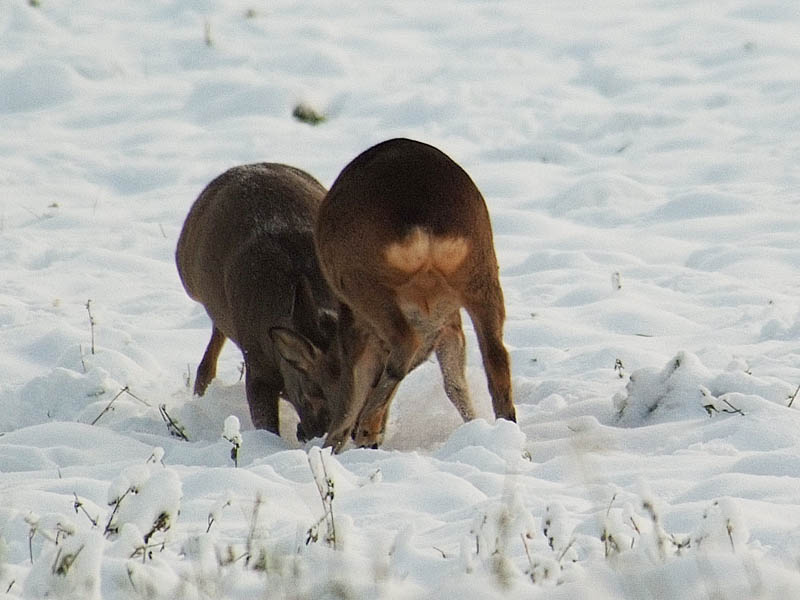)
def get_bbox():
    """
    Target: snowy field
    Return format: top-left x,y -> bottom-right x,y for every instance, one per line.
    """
2,0 -> 800,597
